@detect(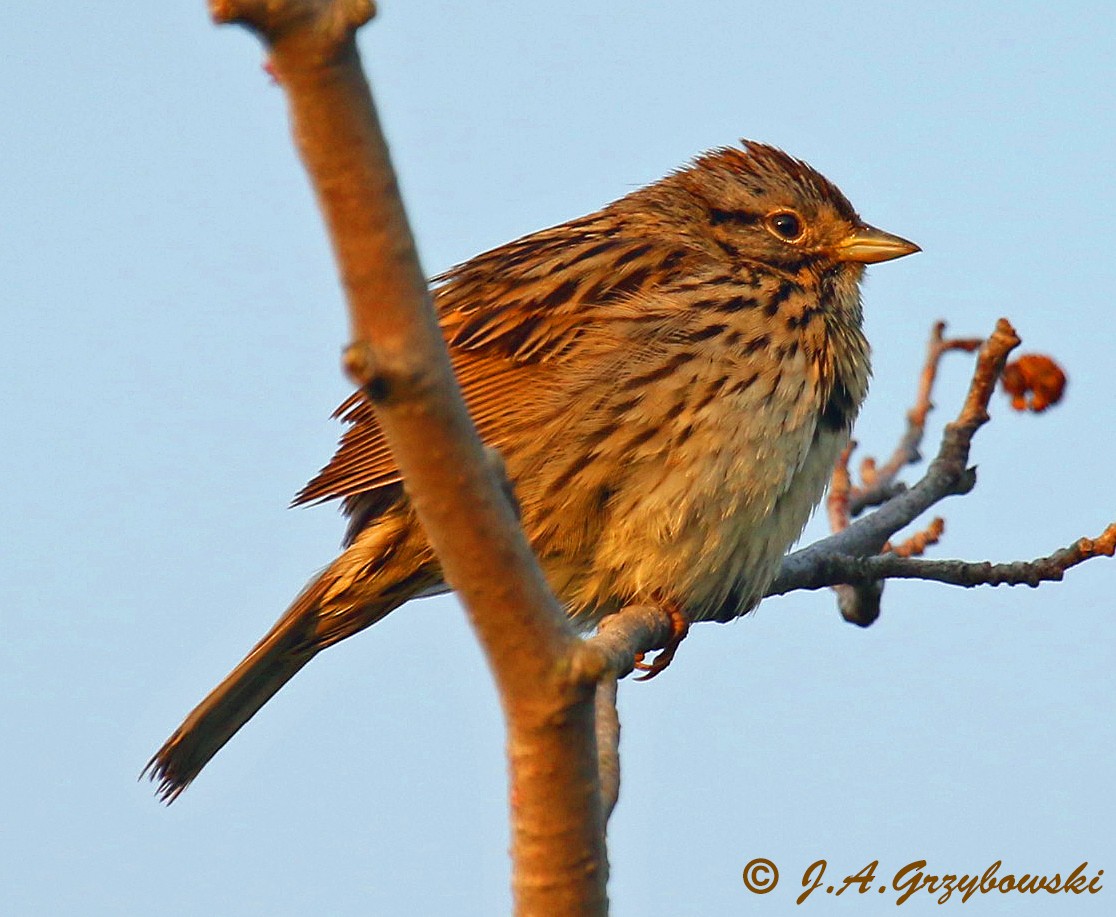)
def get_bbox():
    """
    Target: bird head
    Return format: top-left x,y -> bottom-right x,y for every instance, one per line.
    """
669,140 -> 920,276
